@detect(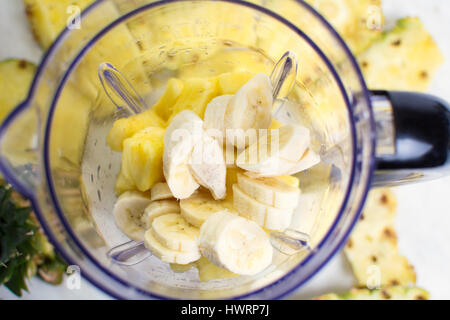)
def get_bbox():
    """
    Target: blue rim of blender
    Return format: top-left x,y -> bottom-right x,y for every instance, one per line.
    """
0,0 -> 375,300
